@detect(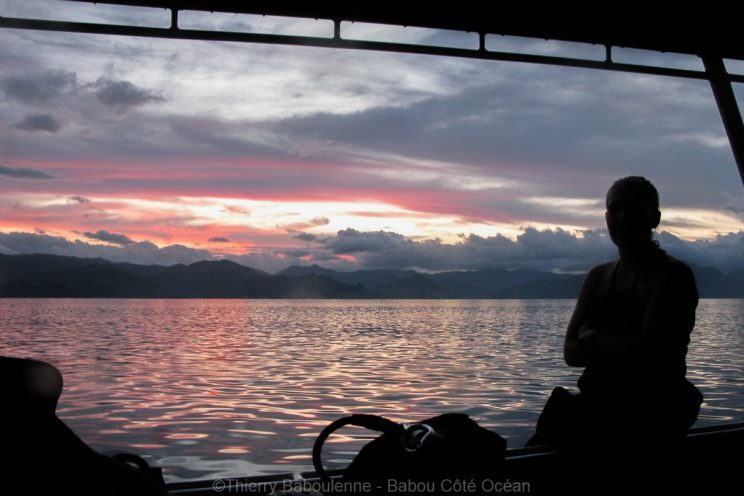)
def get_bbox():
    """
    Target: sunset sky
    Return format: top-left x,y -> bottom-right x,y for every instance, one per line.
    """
2,1 -> 744,273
